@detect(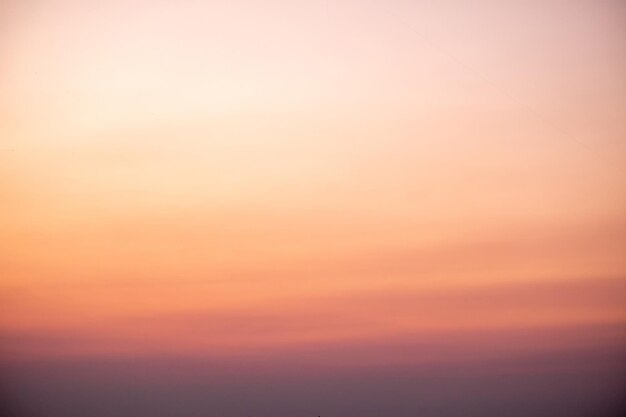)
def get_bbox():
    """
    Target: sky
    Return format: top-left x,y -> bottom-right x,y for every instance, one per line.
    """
1,1 -> 625,416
